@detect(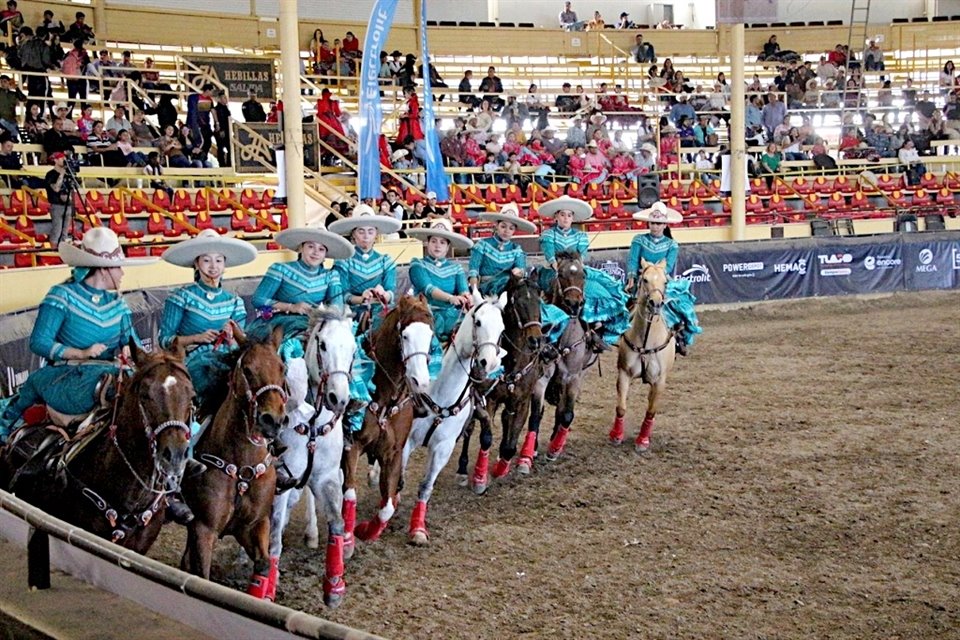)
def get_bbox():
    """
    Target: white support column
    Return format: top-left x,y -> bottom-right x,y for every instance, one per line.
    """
279,0 -> 305,229
730,23 -> 746,242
